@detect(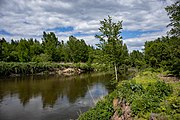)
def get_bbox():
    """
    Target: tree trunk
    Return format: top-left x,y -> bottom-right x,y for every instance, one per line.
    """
115,64 -> 118,82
